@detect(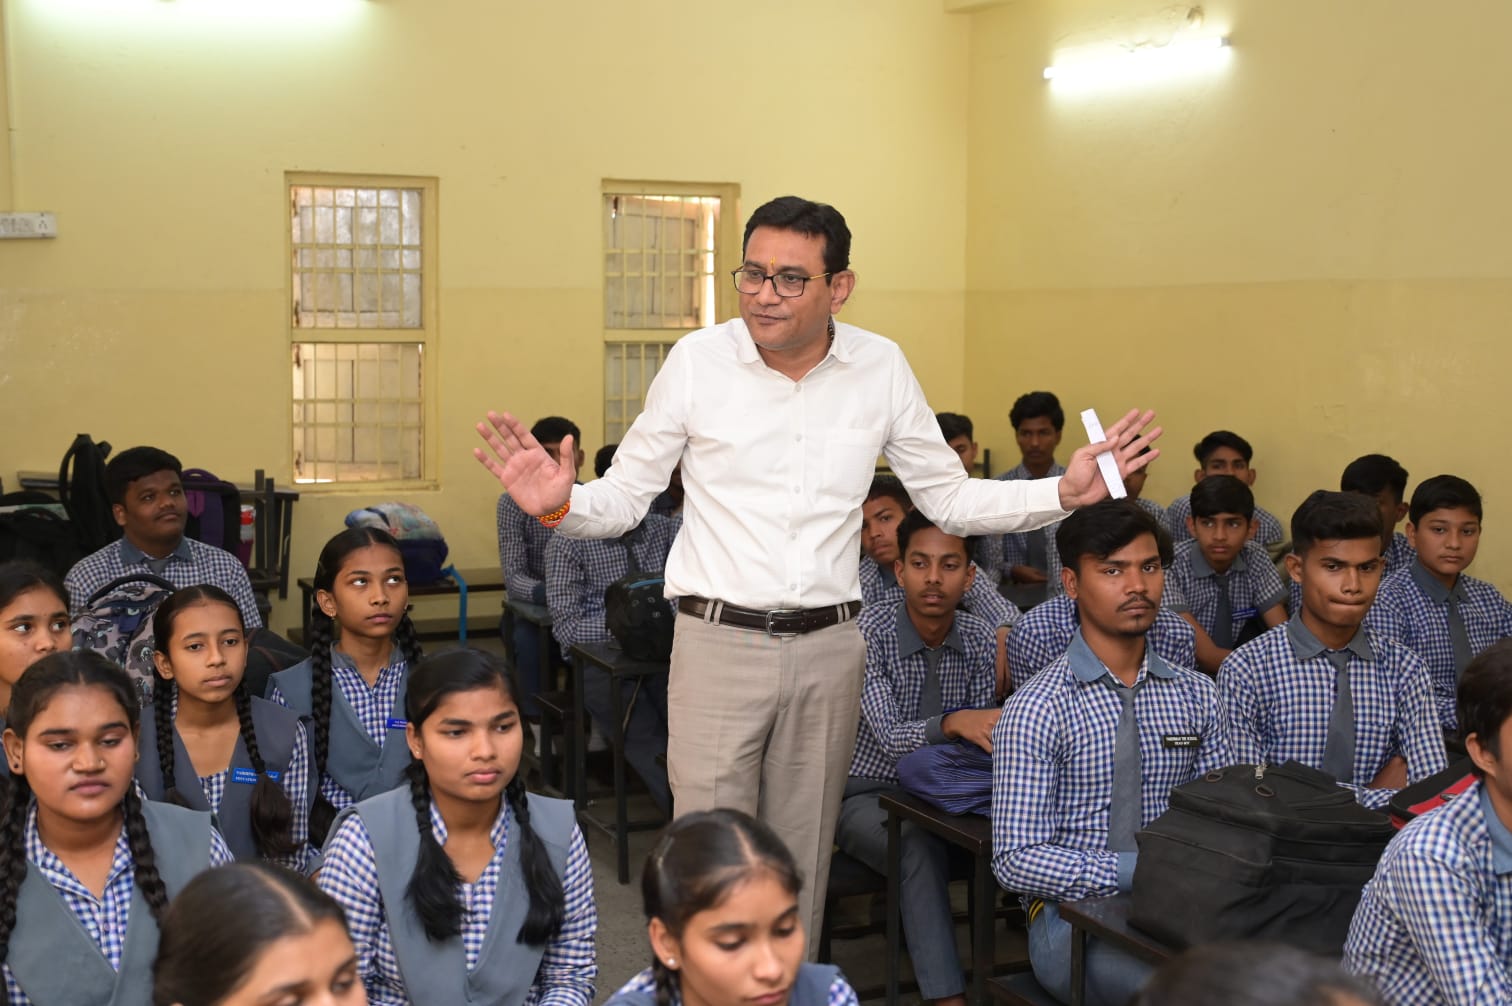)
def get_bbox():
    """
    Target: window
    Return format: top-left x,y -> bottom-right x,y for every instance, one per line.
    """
288,174 -> 437,485
601,181 -> 739,442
